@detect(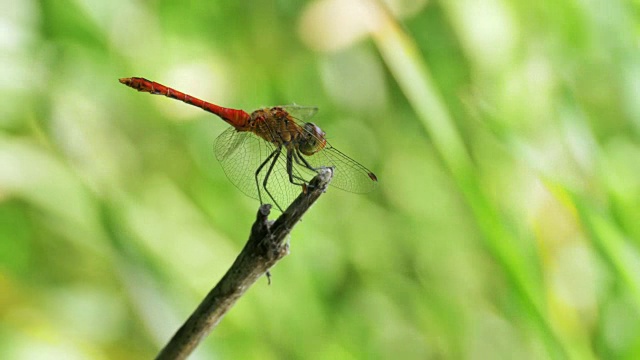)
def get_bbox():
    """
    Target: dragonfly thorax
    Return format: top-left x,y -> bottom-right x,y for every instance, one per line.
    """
247,107 -> 298,144
247,107 -> 327,155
